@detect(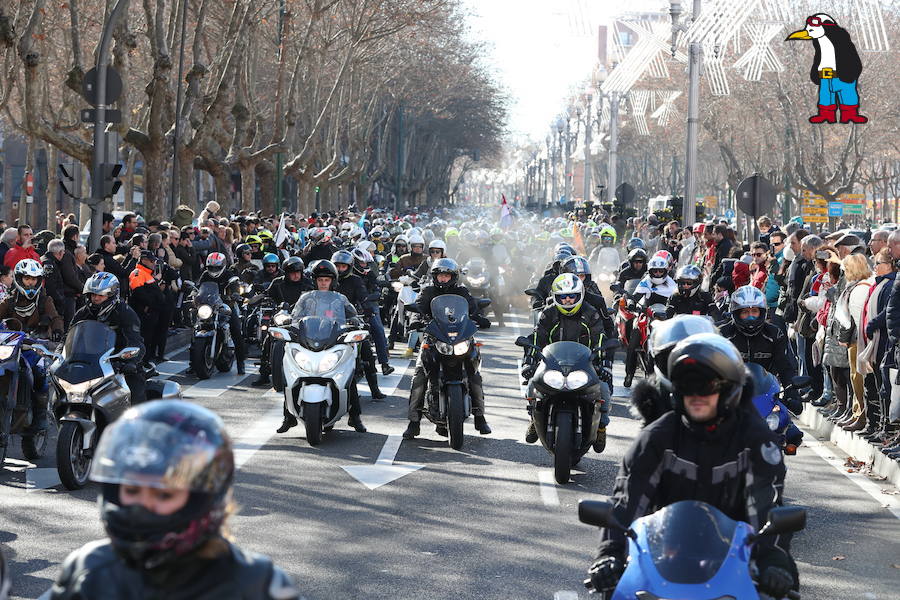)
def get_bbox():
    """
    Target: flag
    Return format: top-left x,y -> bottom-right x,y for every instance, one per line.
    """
499,195 -> 513,229
572,222 -> 586,255
273,213 -> 289,247
357,212 -> 366,228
